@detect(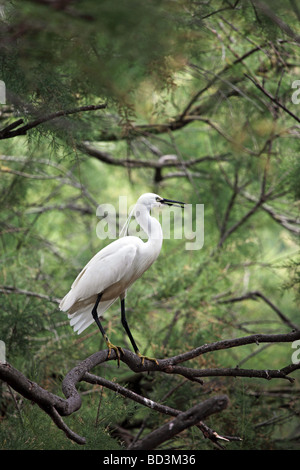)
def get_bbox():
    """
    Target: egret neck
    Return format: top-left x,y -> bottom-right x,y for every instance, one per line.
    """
135,203 -> 163,258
